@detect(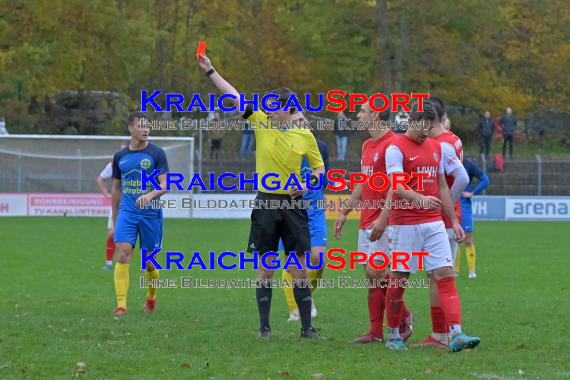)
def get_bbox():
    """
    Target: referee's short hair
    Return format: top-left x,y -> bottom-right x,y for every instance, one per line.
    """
128,111 -> 148,126
270,87 -> 297,114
